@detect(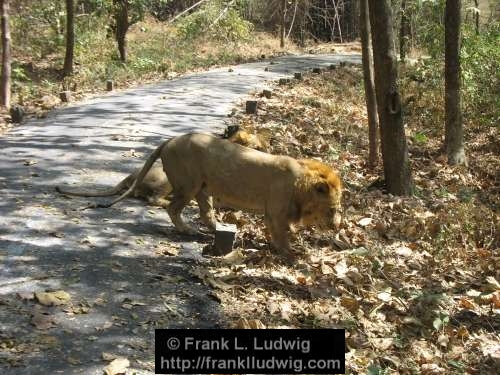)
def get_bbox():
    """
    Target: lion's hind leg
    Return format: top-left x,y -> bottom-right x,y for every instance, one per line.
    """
147,195 -> 170,209
167,189 -> 198,235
